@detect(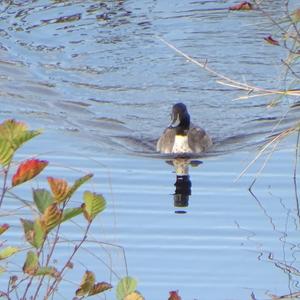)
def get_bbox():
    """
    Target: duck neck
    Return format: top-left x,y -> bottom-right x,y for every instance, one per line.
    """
176,114 -> 190,135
